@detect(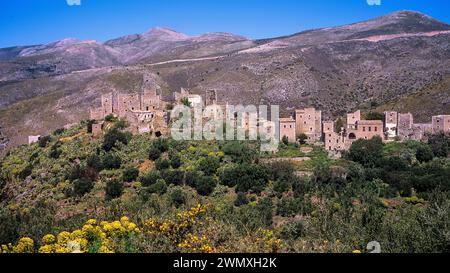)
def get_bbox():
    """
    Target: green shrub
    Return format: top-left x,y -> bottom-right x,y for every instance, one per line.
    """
256,197 -> 274,227
170,188 -> 186,208
277,198 -> 301,217
86,154 -> 103,171
220,165 -> 239,187
297,133 -> 308,145
346,162 -> 366,183
105,179 -> 124,200
155,158 -> 170,170
162,169 -> 184,186
195,176 -> 216,196
29,152 -> 39,162
184,171 -> 200,187
234,192 -> 249,207
266,161 -> 295,181
280,221 -> 305,240
197,156 -> 220,176
222,141 -> 256,163
170,154 -> 182,169
38,136 -> 52,148
282,136 -> 289,146
53,128 -> 66,136
153,138 -> 169,153
221,163 -> 269,193
18,164 -> 33,180
382,156 -> 410,172
292,177 -> 312,198
404,195 -> 426,205
427,133 -> 449,158
102,154 -> 122,170
147,179 -> 168,195
86,120 -> 96,134
148,147 -> 162,161
102,128 -> 129,152
314,163 -> 346,186
65,164 -> 86,181
0,172 -> 6,194
416,144 -> 434,163
240,165 -> 269,193
273,176 -> 292,194
49,142 -> 62,159
139,171 -> 161,187
114,119 -> 129,130
73,178 -> 94,196
105,114 -> 116,122
122,167 -> 139,183
345,137 -> 384,167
